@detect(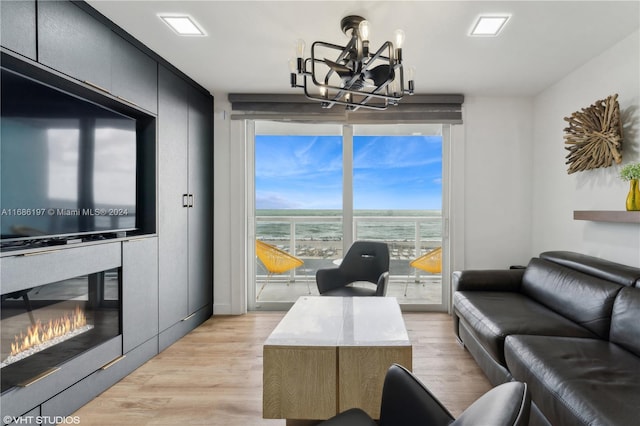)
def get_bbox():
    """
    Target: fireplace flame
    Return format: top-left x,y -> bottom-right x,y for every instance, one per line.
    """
10,305 -> 88,357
